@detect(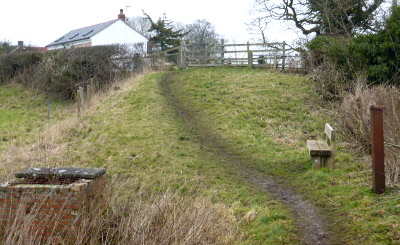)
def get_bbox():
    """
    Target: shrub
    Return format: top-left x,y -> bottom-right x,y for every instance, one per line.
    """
306,36 -> 355,99
339,85 -> 400,187
349,10 -> 400,85
0,52 -> 43,84
306,36 -> 350,67
35,45 -> 133,99
307,7 -> 400,92
0,45 -> 136,99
